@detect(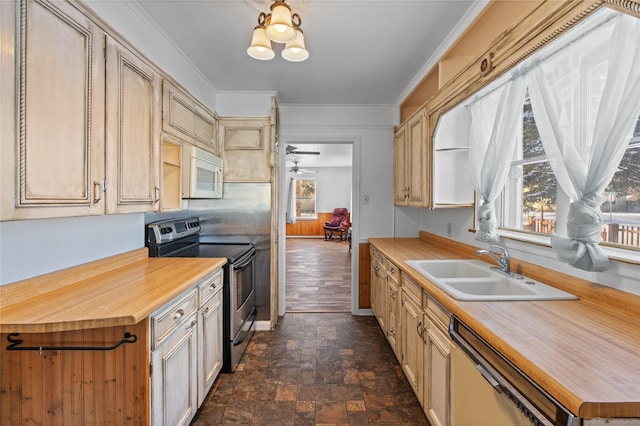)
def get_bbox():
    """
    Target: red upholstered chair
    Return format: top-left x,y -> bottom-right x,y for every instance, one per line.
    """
323,208 -> 350,241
